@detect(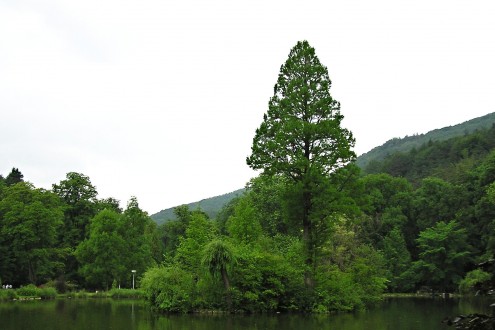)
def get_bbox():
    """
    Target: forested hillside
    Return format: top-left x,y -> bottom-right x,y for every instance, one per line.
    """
357,112 -> 495,169
151,189 -> 244,224
364,123 -> 495,183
